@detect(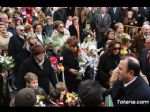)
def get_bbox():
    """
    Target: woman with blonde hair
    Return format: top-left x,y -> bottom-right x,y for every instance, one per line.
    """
0,22 -> 13,55
23,32 -> 41,53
